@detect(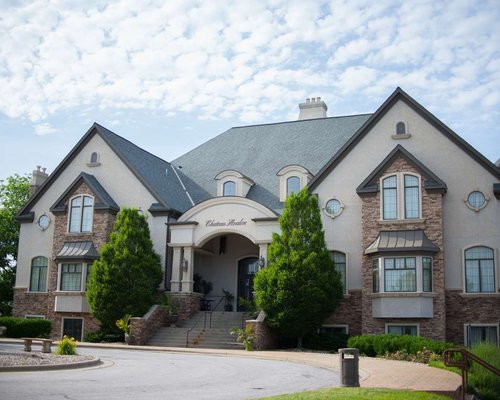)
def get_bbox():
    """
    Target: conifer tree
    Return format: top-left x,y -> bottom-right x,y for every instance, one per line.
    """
86,208 -> 162,331
254,188 -> 343,347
